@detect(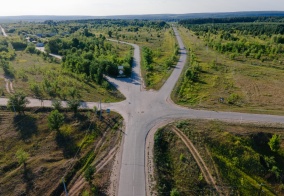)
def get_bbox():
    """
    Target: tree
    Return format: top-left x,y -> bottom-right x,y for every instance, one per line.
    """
52,99 -> 62,111
268,134 -> 281,152
170,188 -> 180,196
30,82 -> 42,98
25,43 -> 36,54
48,110 -> 64,131
108,31 -> 112,38
16,148 -> 29,167
67,99 -> 80,115
7,92 -> 30,115
84,166 -> 95,183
